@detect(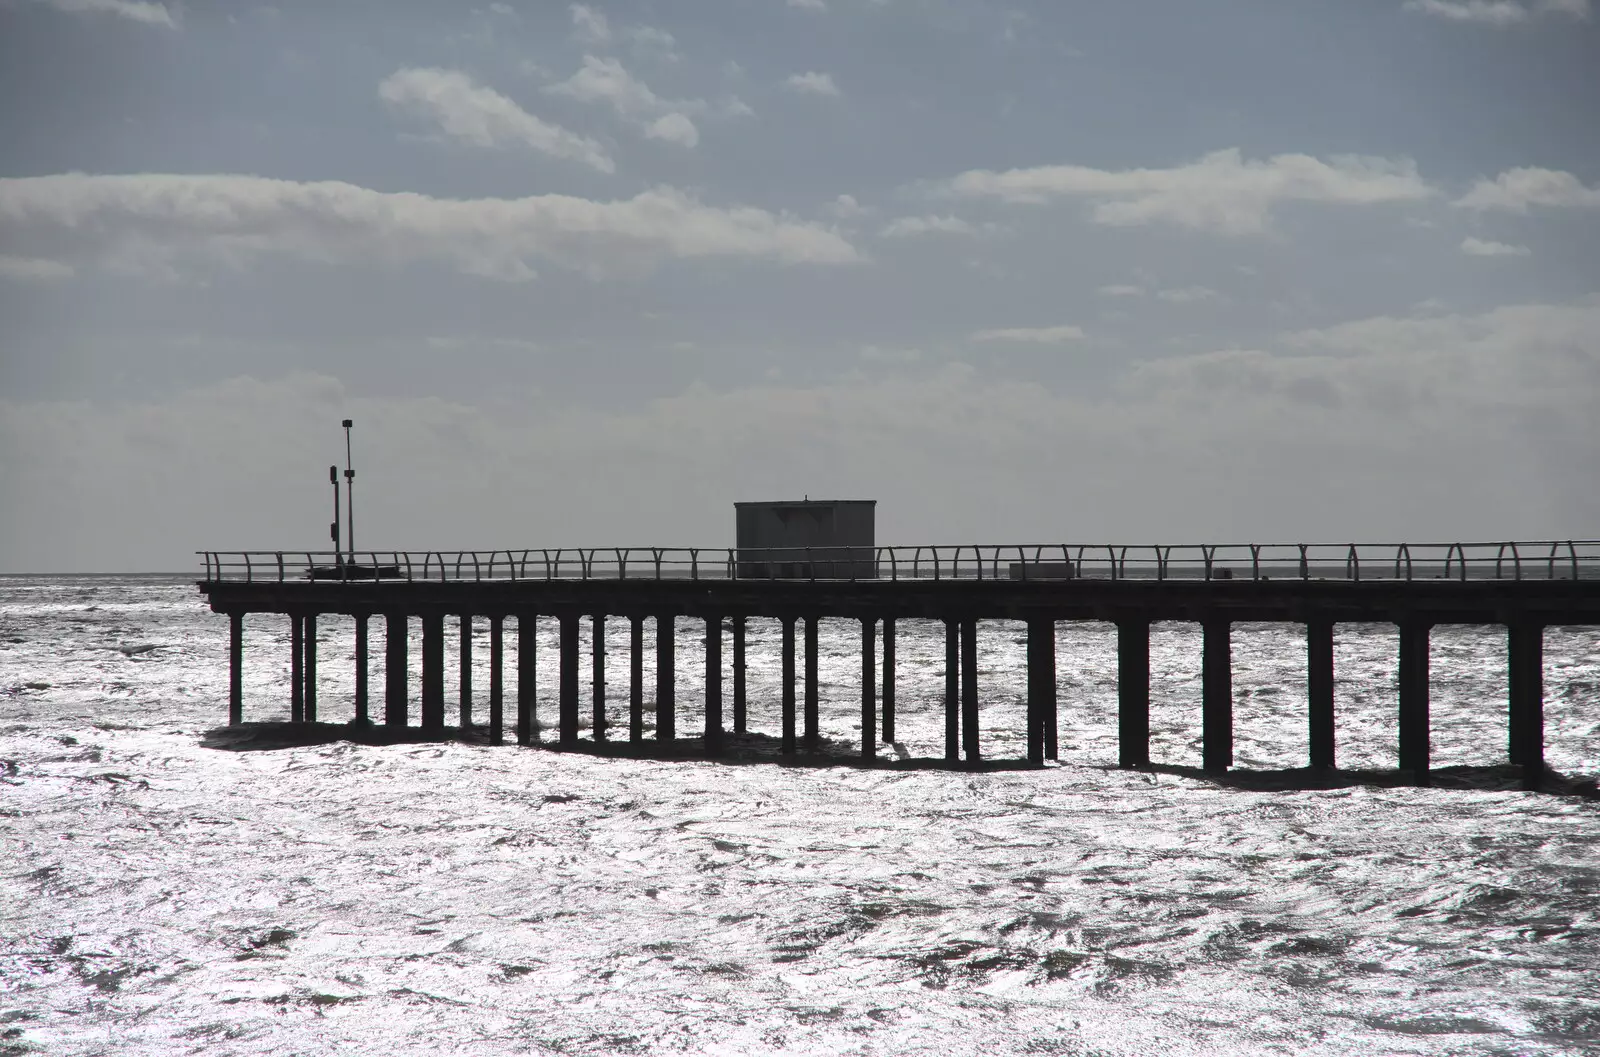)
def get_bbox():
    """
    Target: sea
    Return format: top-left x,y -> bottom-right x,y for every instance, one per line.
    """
2,574 -> 1598,1056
